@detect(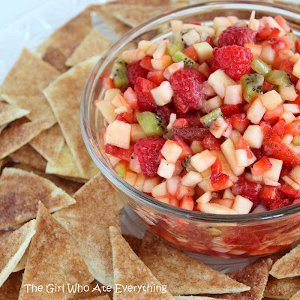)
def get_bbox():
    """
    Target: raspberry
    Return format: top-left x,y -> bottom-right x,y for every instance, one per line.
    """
213,45 -> 253,80
172,127 -> 209,143
134,77 -> 157,112
134,137 -> 165,176
170,68 -> 205,113
127,62 -> 148,86
218,26 -> 257,47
